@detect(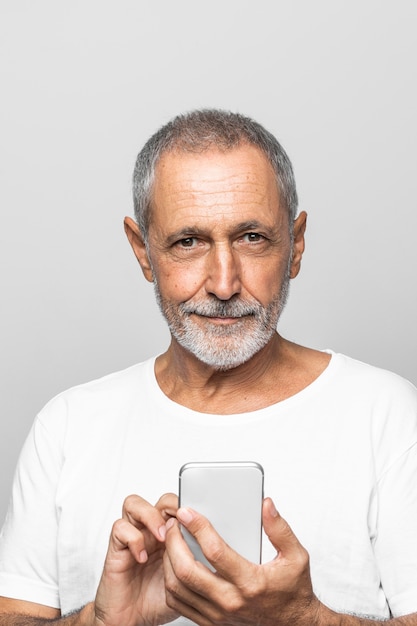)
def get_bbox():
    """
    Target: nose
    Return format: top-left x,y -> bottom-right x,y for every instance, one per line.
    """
205,244 -> 242,300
